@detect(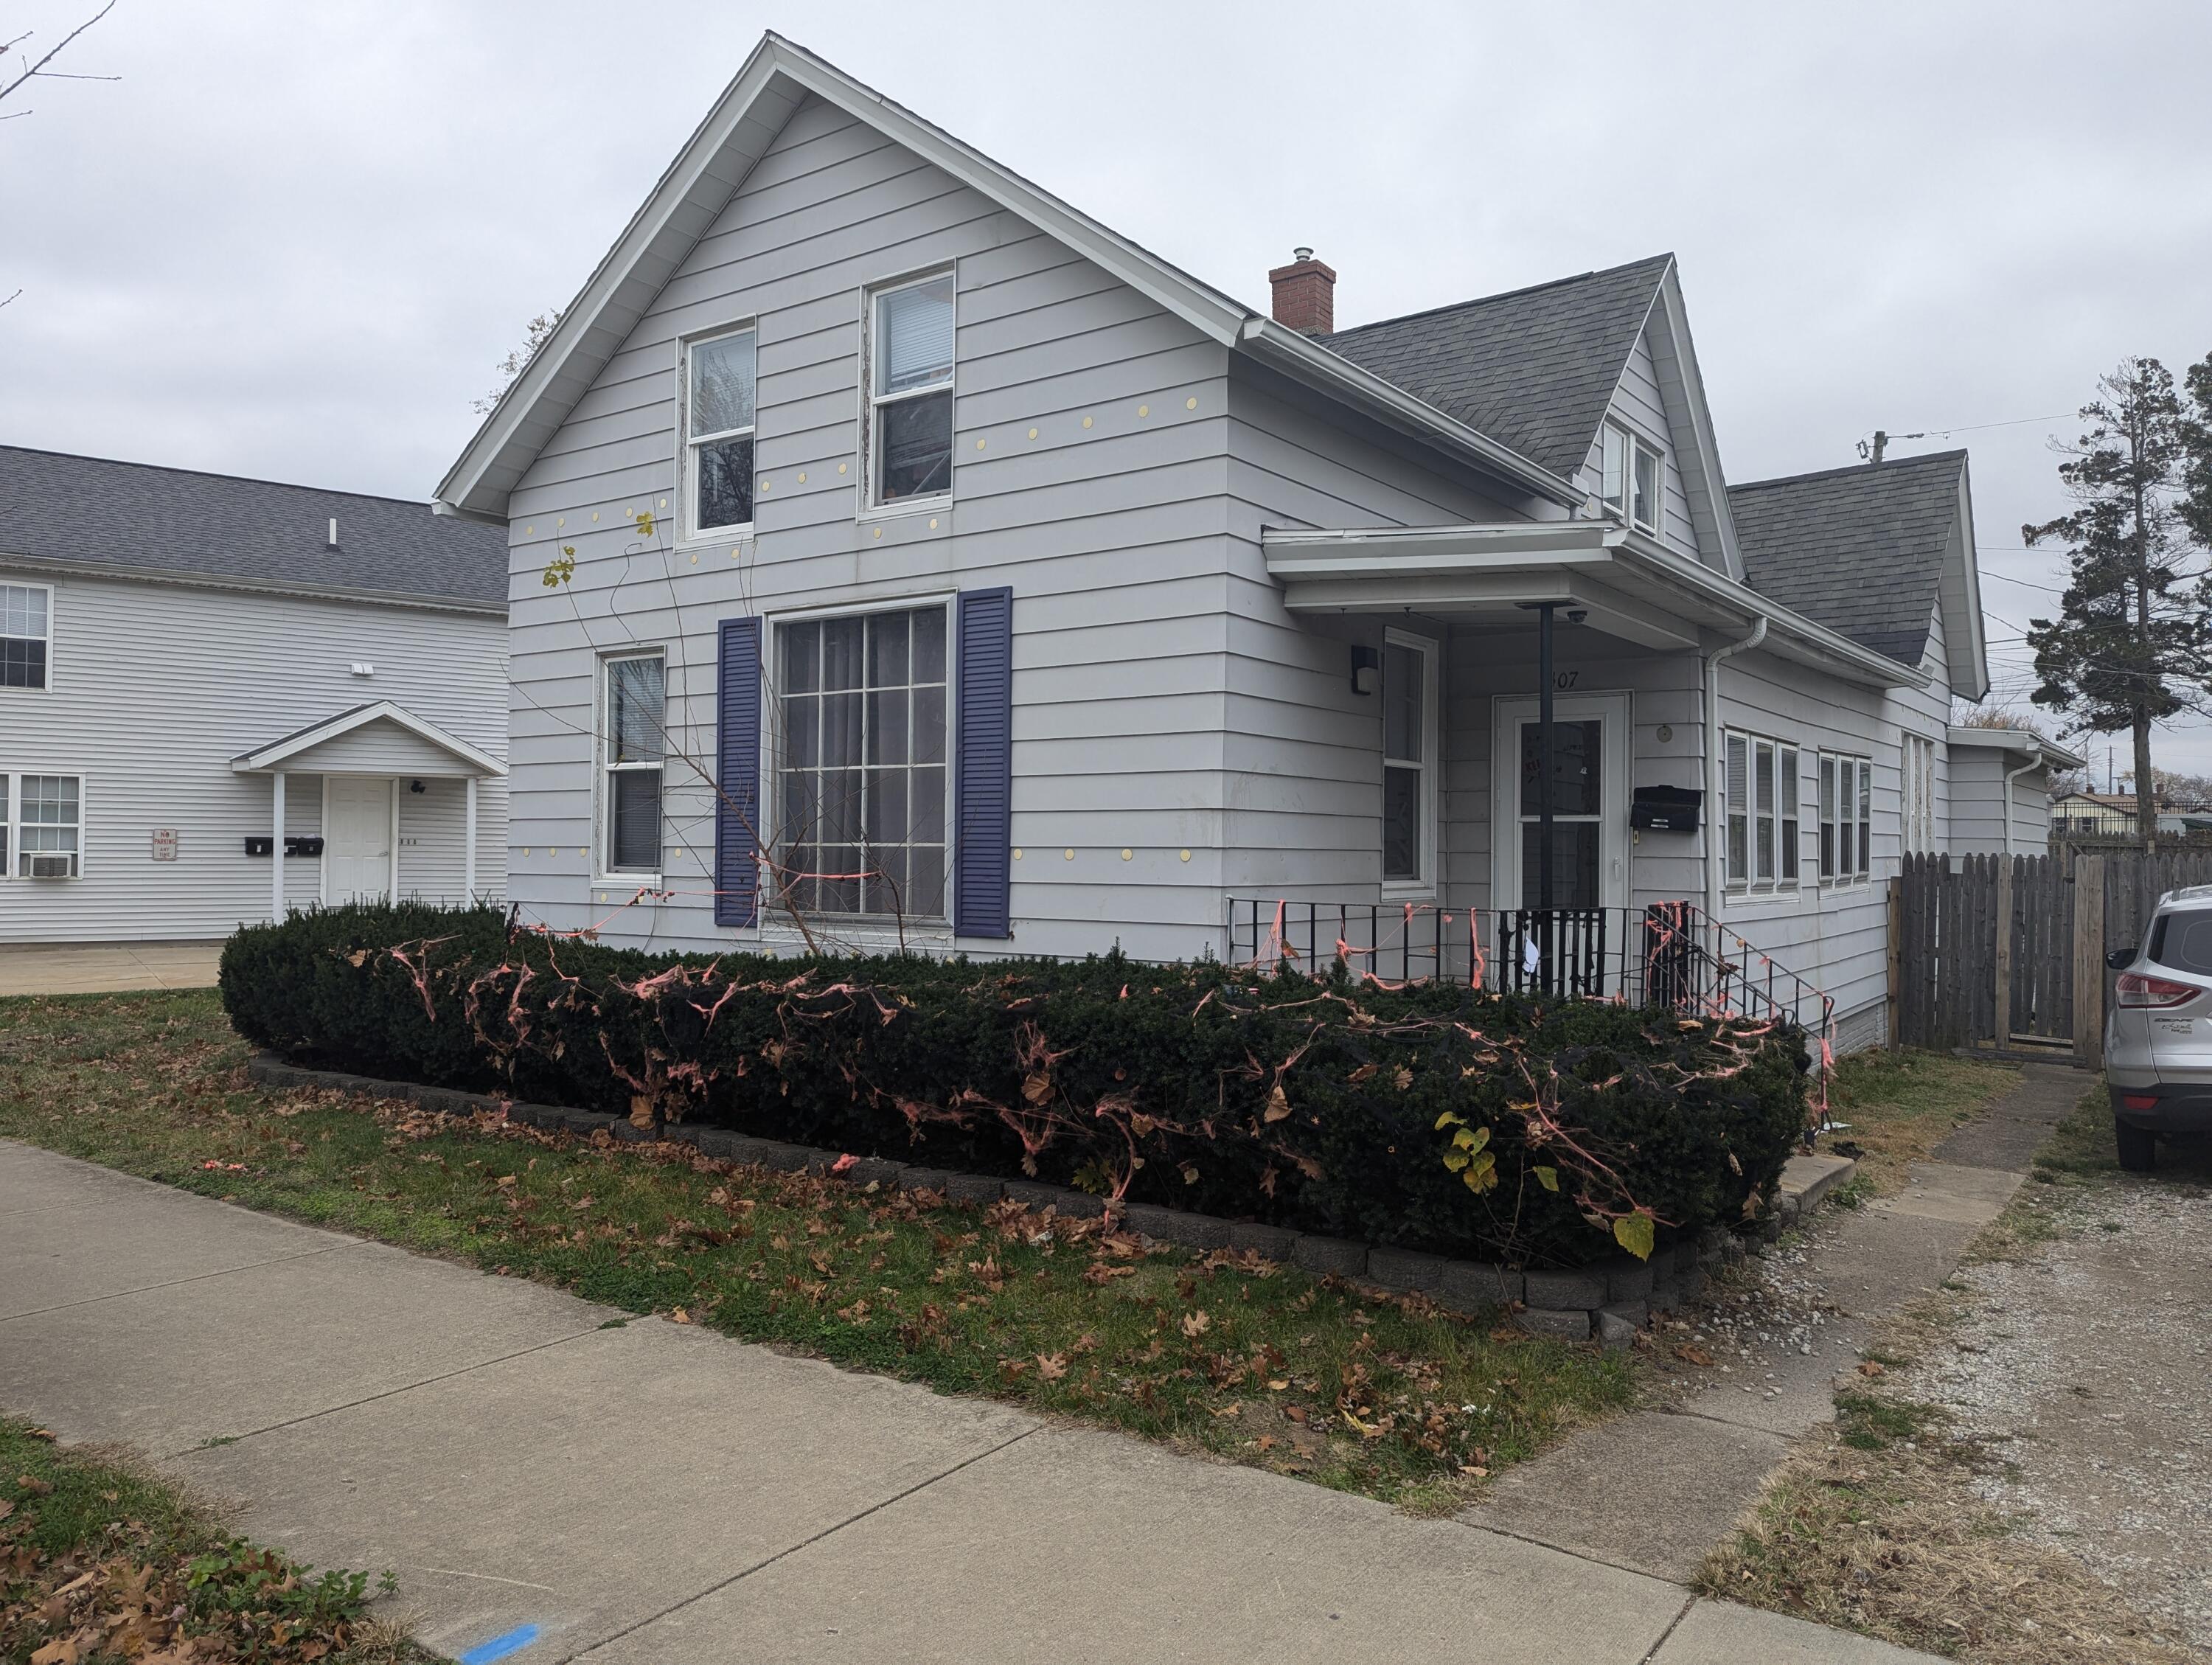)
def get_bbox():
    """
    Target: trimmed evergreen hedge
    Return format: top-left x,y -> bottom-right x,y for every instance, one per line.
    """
219,903 -> 1808,1268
